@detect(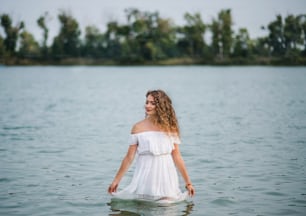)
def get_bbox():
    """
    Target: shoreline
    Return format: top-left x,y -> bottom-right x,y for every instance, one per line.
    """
1,57 -> 306,66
